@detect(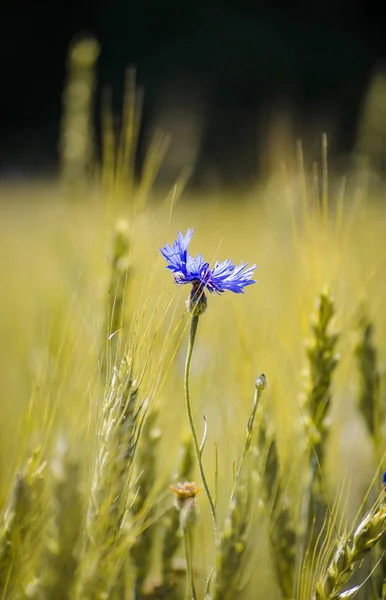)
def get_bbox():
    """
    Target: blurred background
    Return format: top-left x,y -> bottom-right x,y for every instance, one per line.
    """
1,0 -> 386,189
